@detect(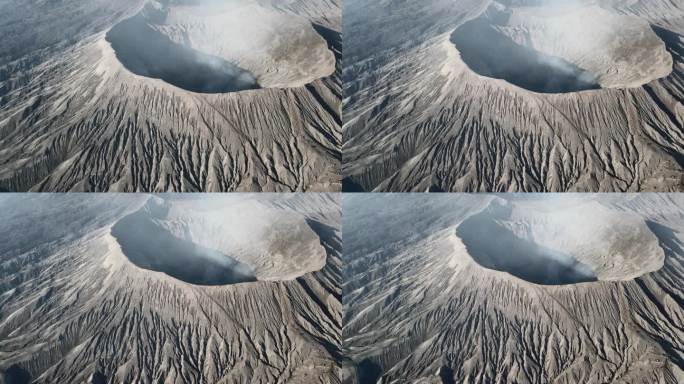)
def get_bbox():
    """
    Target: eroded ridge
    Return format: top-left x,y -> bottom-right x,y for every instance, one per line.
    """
0,193 -> 342,383
342,193 -> 684,383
